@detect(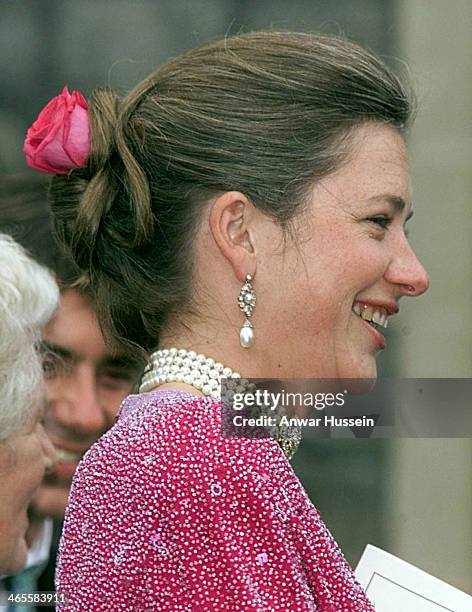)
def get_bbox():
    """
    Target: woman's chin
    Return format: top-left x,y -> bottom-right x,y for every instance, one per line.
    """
338,355 -> 378,382
334,357 -> 377,397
